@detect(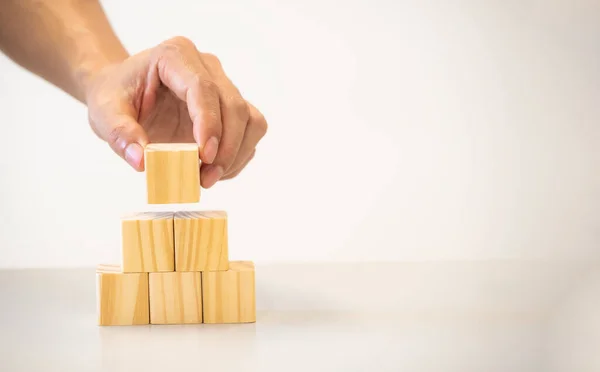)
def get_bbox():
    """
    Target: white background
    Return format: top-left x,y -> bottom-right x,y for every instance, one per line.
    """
0,0 -> 599,268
